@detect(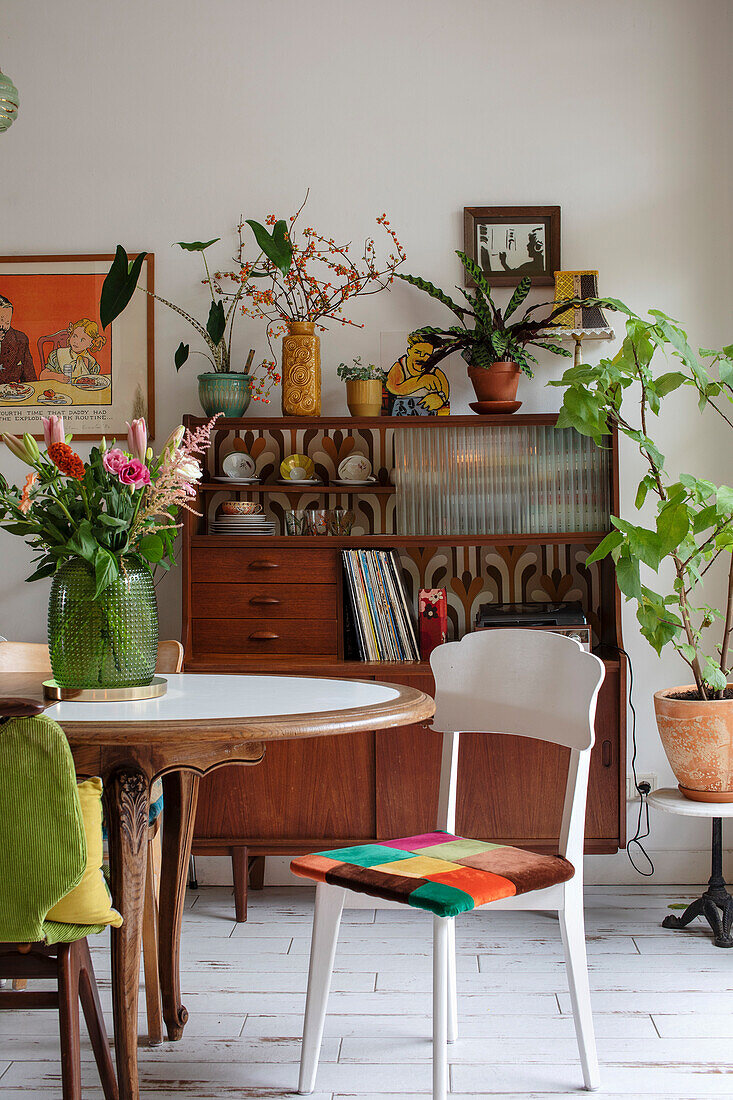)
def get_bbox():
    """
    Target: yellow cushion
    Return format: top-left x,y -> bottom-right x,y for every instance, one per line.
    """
46,778 -> 123,929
